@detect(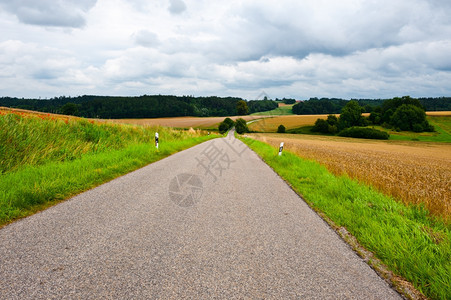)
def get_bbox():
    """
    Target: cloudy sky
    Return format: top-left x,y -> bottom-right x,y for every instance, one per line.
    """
1,0 -> 450,100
